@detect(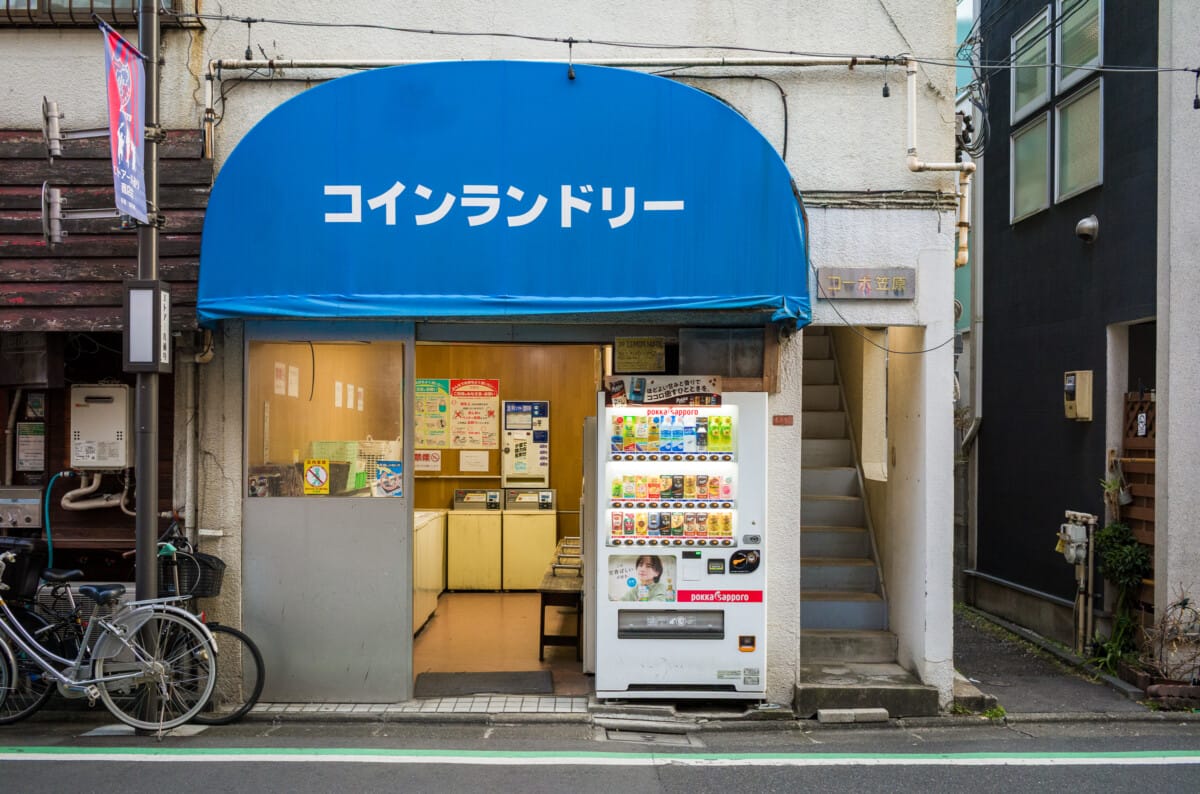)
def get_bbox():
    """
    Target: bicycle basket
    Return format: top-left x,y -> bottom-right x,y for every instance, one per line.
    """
159,551 -> 226,599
